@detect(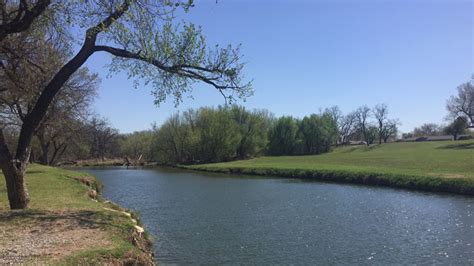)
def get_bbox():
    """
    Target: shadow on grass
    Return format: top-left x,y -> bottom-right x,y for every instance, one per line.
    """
0,209 -> 123,230
437,143 -> 474,150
